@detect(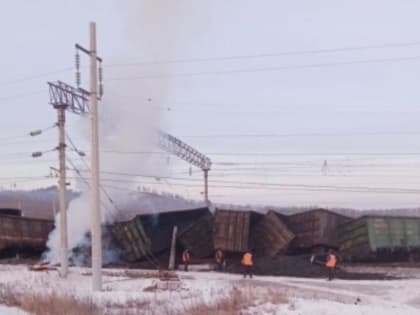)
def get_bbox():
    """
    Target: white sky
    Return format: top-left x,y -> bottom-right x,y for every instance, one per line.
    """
1,0 -> 420,209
